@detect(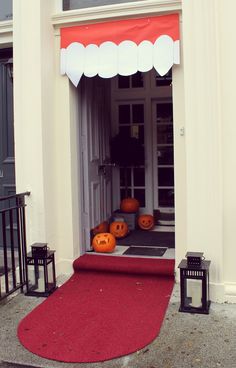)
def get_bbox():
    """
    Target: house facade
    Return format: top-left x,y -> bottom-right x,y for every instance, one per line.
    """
0,0 -> 236,303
